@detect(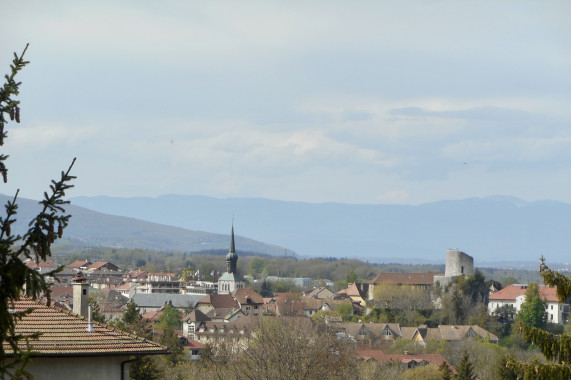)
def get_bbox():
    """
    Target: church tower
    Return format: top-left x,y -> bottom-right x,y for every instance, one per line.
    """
218,225 -> 245,294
